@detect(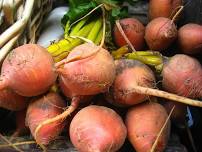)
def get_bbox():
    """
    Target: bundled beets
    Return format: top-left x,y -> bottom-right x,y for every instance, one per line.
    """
34,43 -> 116,141
1,1 -> 202,150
